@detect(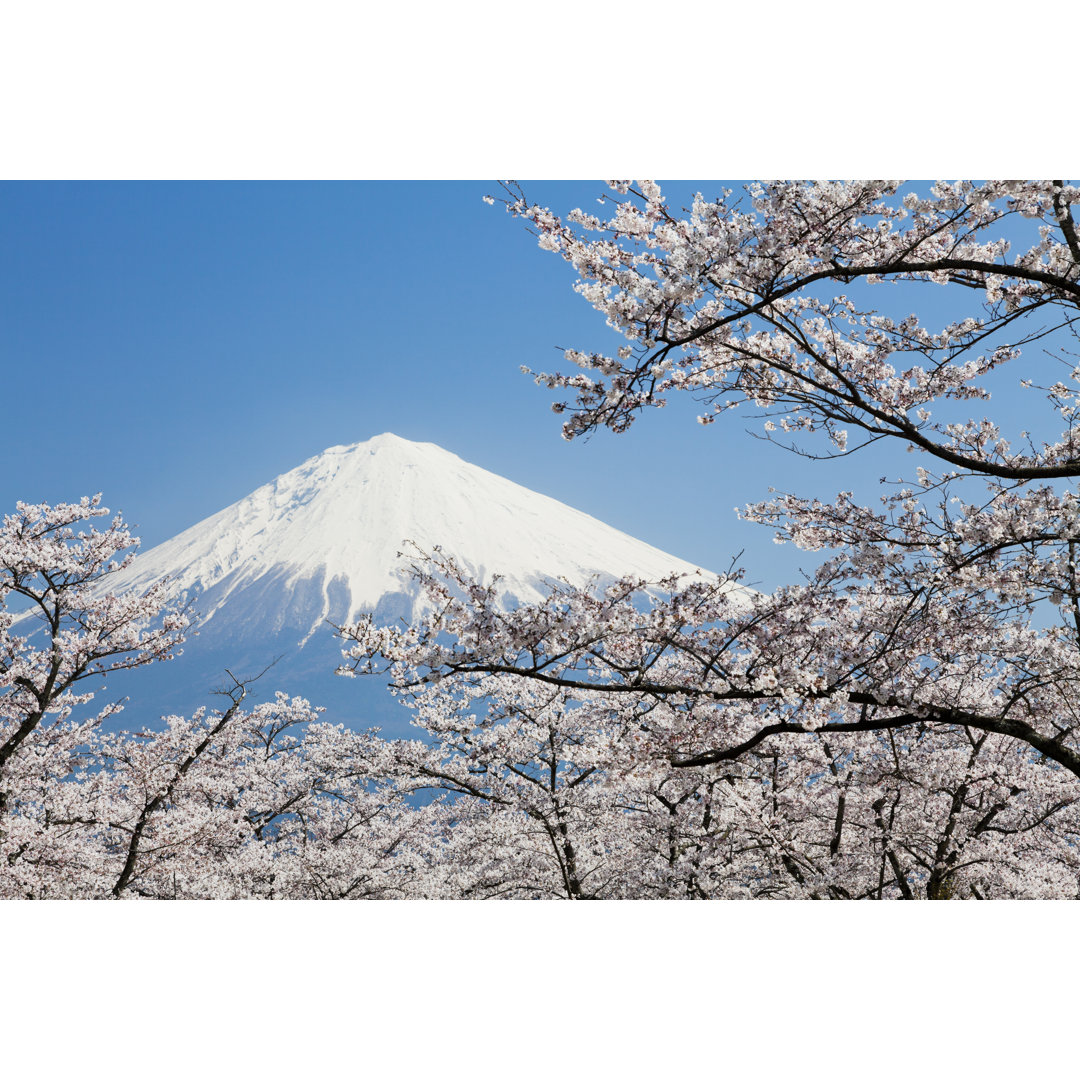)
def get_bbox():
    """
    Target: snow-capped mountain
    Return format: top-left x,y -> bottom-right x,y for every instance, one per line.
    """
111,433 -> 715,643
103,434 -> 721,731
